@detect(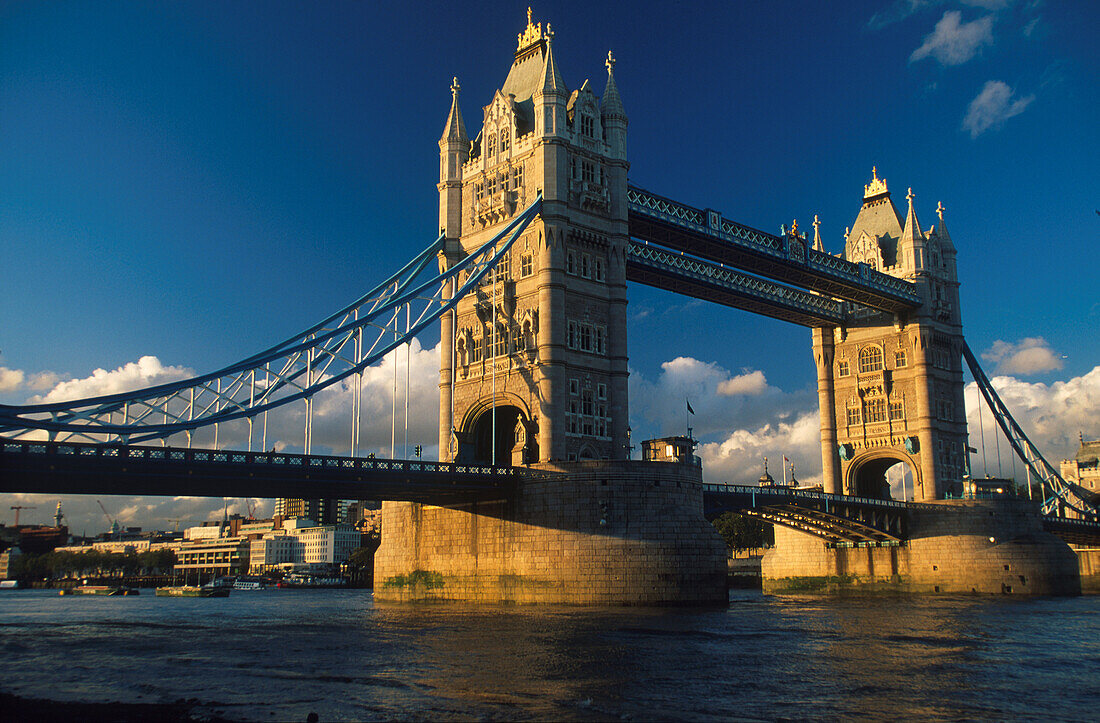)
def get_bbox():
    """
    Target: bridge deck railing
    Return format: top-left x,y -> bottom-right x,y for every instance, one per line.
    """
702,483 -> 908,509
